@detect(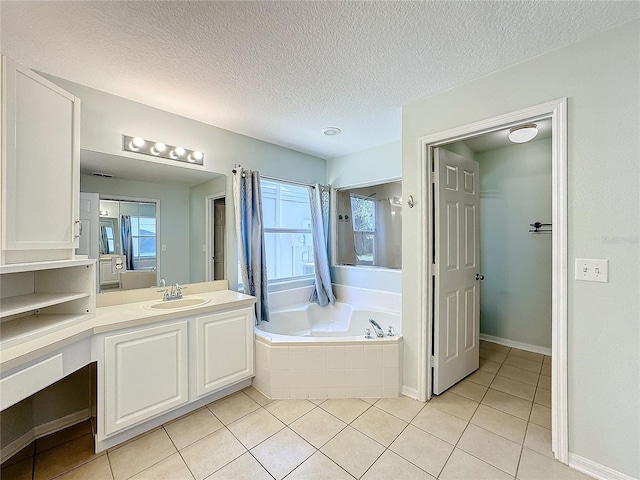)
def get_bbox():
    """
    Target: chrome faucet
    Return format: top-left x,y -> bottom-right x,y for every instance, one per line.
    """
369,319 -> 384,338
158,283 -> 184,301
169,283 -> 183,300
